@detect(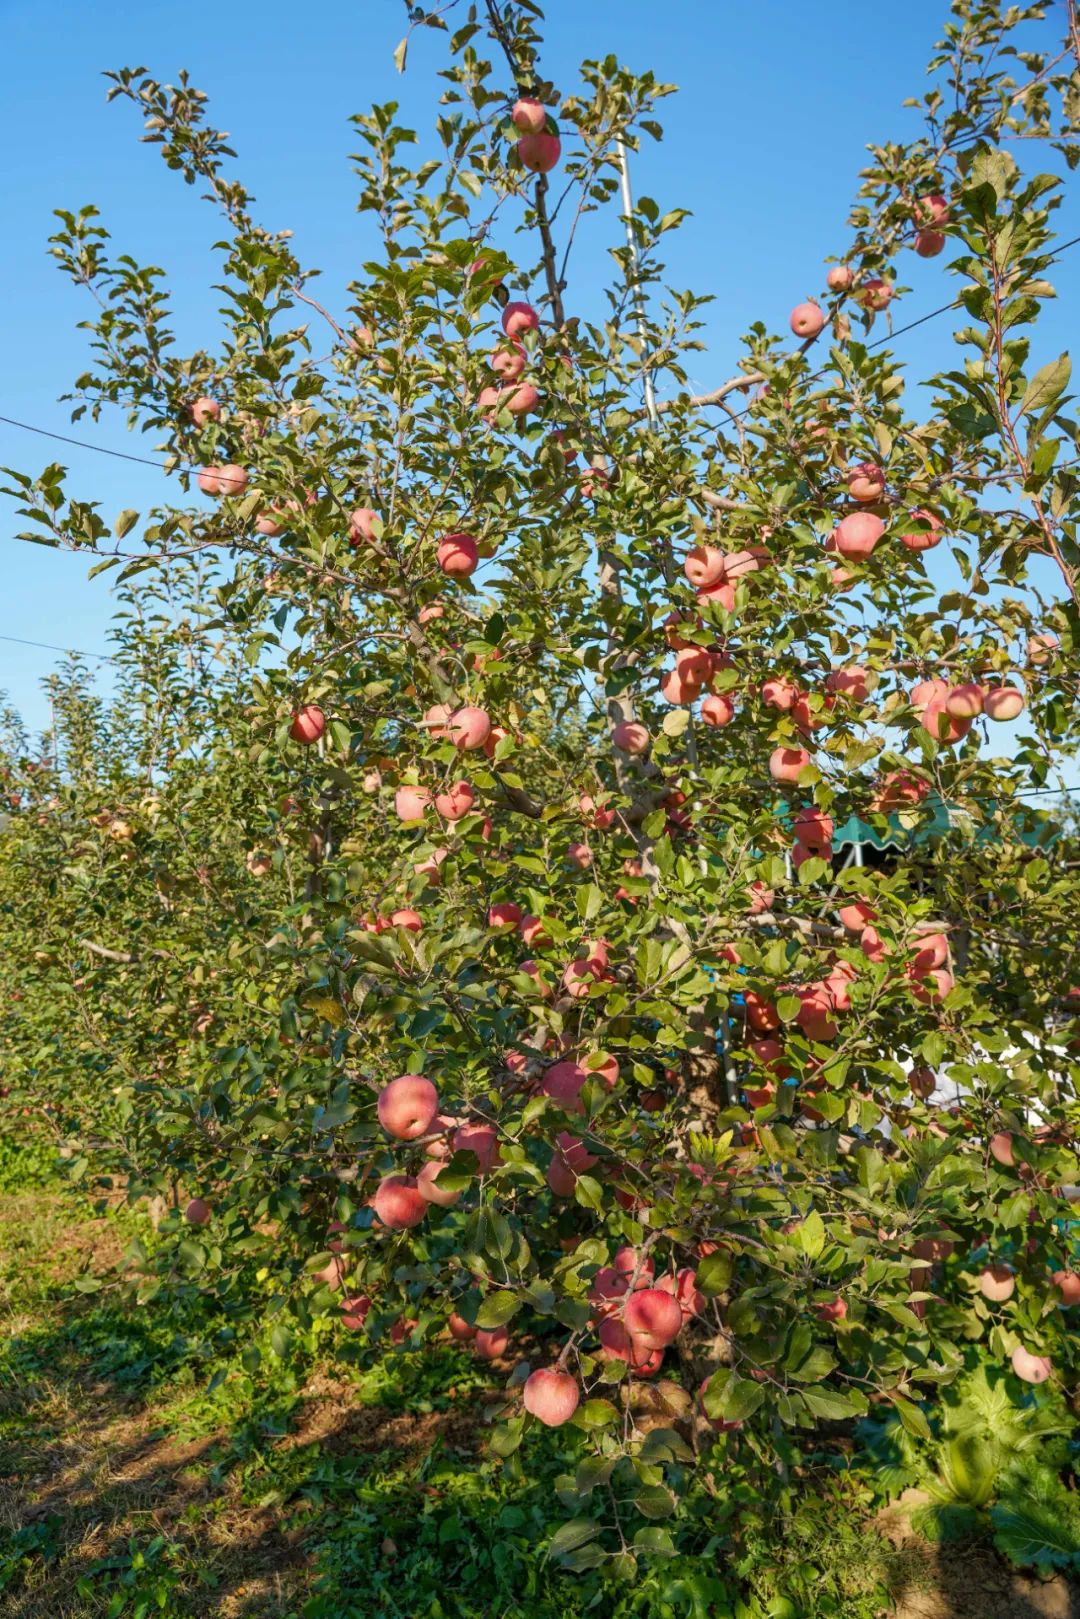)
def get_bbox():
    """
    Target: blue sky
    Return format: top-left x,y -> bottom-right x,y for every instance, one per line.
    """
1,0 -> 1077,758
